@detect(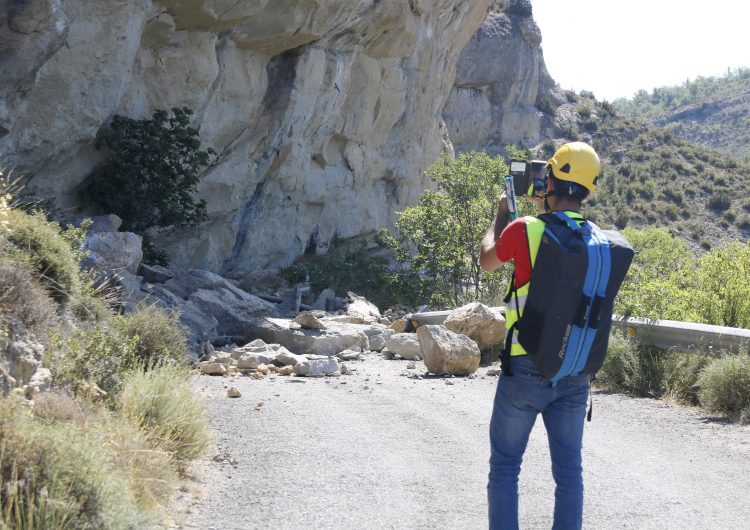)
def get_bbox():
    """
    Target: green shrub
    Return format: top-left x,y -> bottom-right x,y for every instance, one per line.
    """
81,108 -> 212,237
5,209 -> 81,303
598,334 -> 667,397
694,242 -> 750,328
51,324 -> 140,401
697,354 -> 750,422
663,350 -> 716,405
708,190 -> 732,211
115,305 -> 189,367
0,398 -> 153,529
281,243 -> 421,310
378,151 -> 531,308
118,365 -> 210,469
